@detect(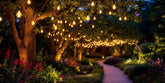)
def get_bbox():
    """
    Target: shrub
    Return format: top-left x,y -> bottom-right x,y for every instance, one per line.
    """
104,56 -> 122,65
123,64 -> 153,79
85,53 -> 104,59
